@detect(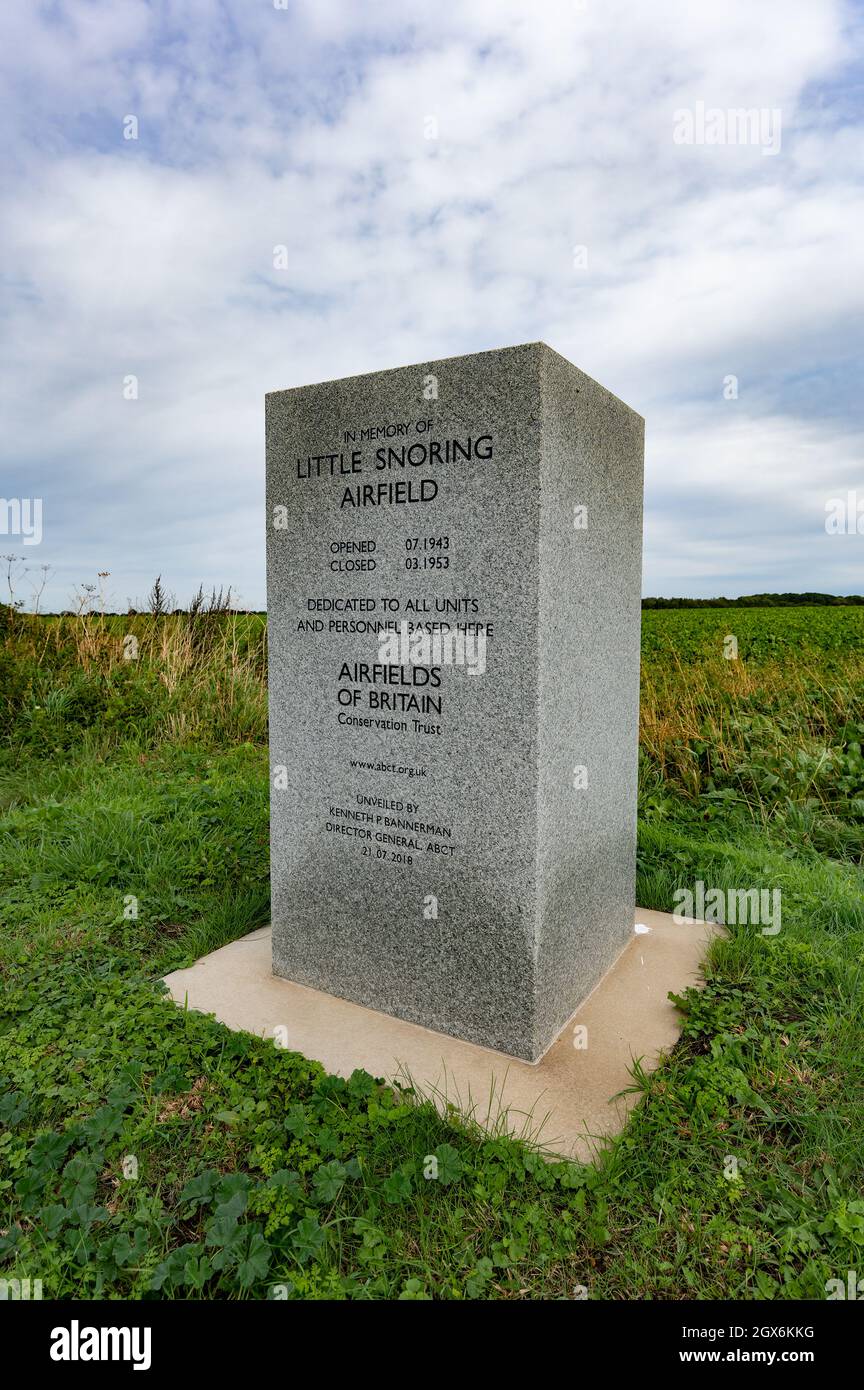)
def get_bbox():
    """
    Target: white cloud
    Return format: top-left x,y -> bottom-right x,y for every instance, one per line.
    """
0,0 -> 861,607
